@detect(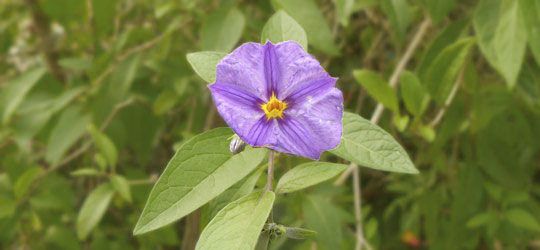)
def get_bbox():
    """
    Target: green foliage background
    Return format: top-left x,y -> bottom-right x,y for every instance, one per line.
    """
1,0 -> 540,249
